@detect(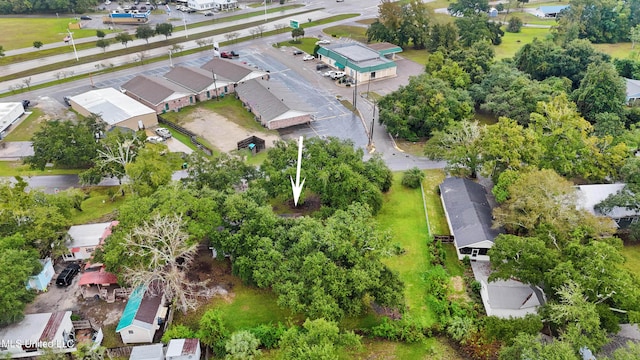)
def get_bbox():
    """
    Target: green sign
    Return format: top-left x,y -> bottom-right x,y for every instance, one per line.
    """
290,19 -> 299,29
